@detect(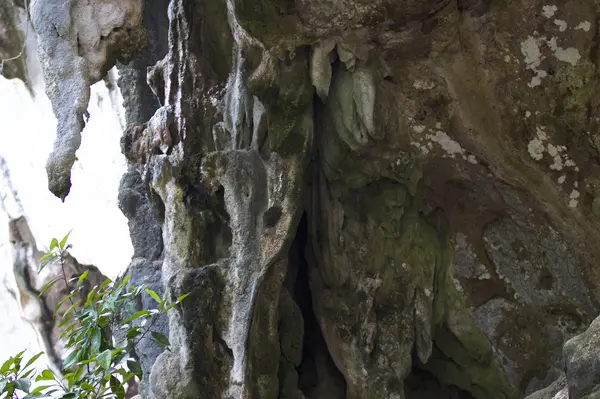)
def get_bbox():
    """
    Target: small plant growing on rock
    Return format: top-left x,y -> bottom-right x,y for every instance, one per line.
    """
0,232 -> 186,399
